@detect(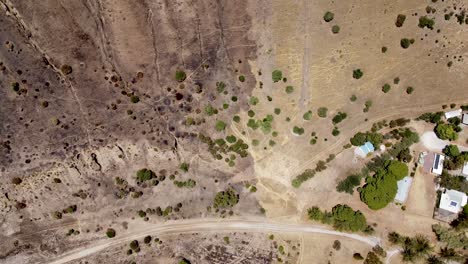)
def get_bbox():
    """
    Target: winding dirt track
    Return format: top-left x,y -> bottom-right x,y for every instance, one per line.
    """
47,218 -> 381,264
